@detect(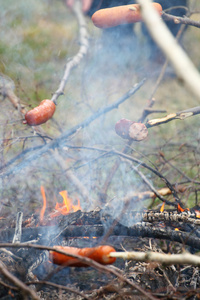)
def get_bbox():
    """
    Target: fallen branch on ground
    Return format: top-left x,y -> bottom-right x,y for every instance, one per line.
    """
0,260 -> 40,300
